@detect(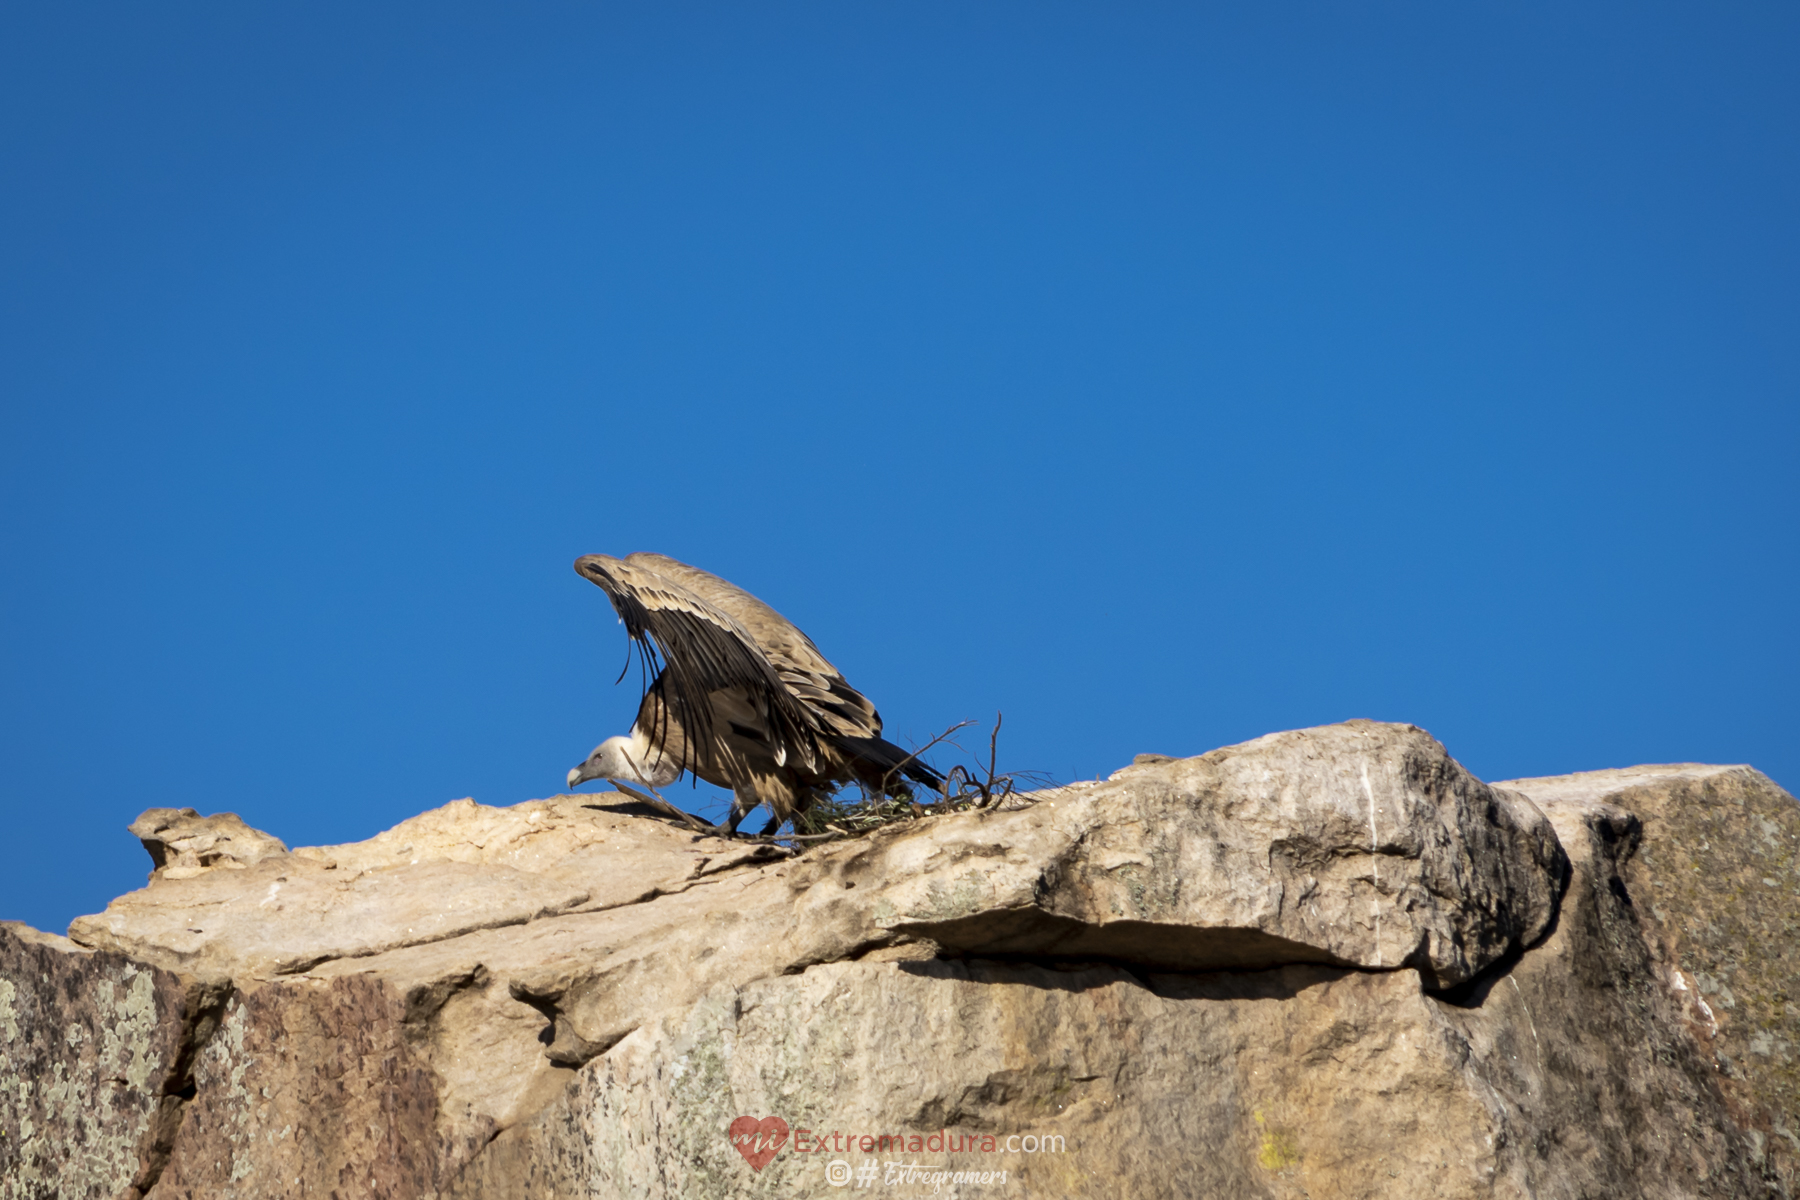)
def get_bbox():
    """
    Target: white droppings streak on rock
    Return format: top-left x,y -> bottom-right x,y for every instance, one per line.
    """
1361,760 -> 1382,968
